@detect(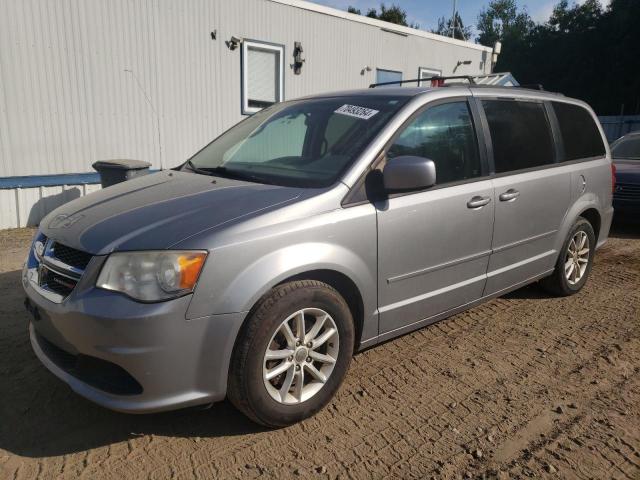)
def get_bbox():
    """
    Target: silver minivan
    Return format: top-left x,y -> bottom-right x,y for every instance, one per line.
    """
23,82 -> 614,426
